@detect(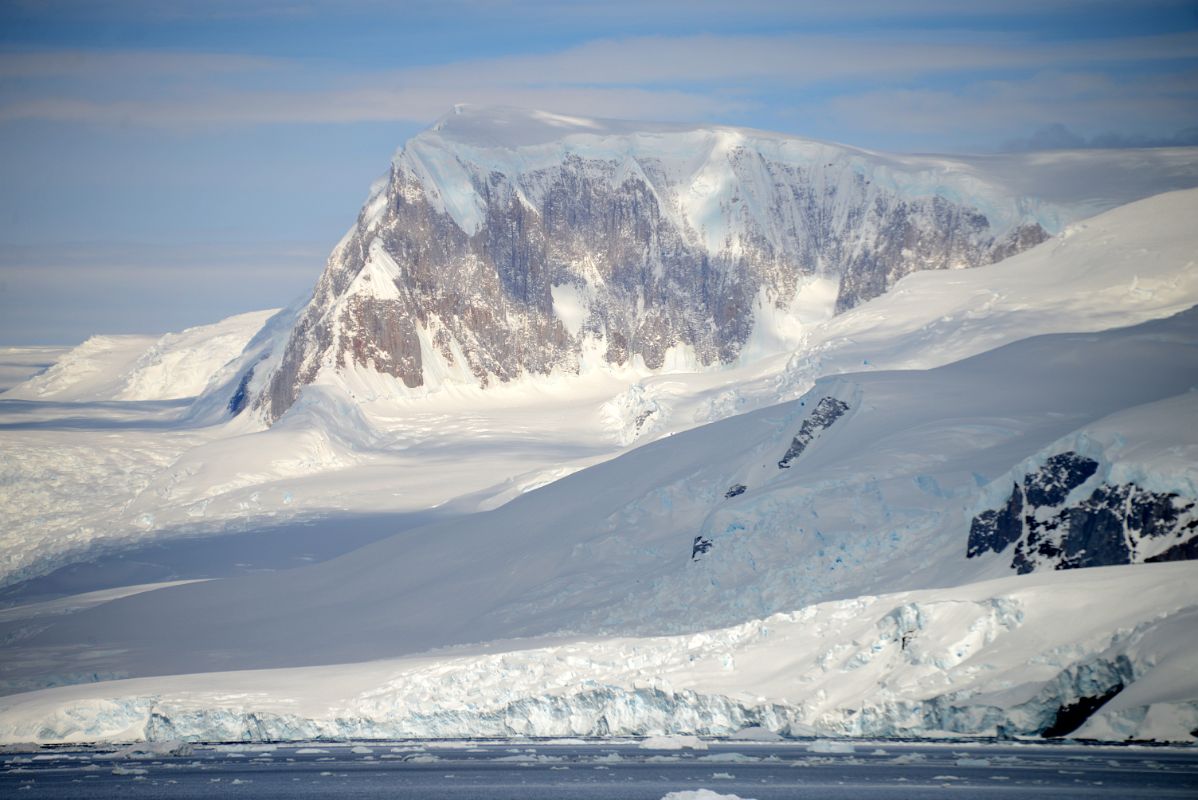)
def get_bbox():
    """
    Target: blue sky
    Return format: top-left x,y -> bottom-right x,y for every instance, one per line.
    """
1,0 -> 1196,344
